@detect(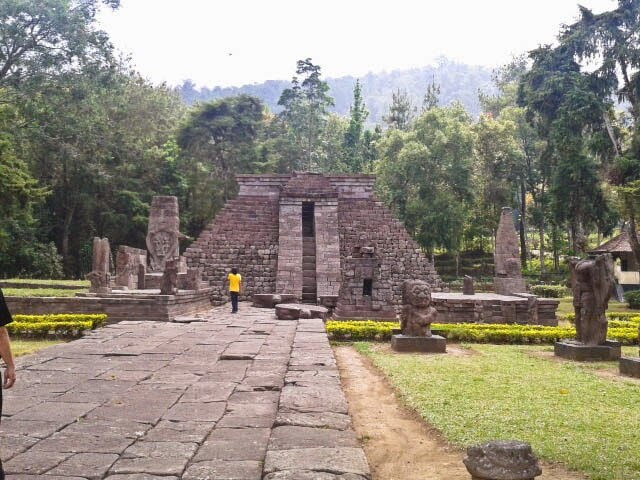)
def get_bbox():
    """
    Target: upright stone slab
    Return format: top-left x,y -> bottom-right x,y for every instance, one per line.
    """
146,196 -> 182,273
115,246 -> 147,289
86,237 -> 111,294
463,440 -> 542,480
494,207 -> 526,295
